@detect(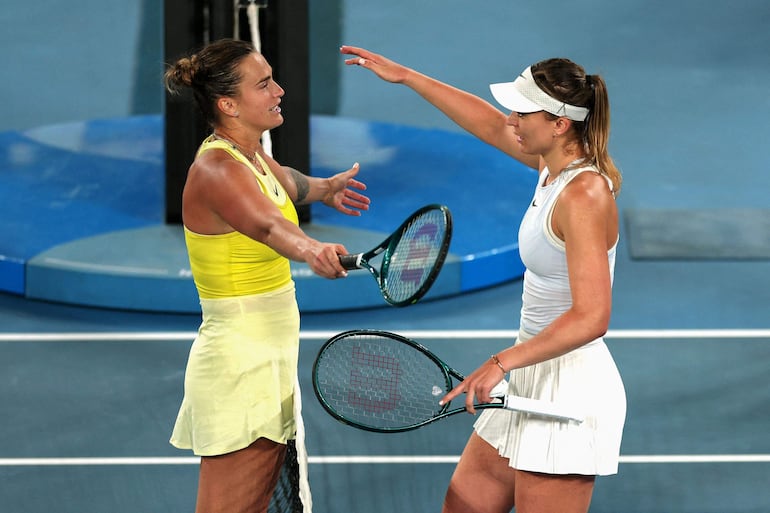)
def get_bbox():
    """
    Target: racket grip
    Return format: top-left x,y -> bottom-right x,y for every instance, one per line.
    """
339,253 -> 363,270
503,395 -> 584,424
